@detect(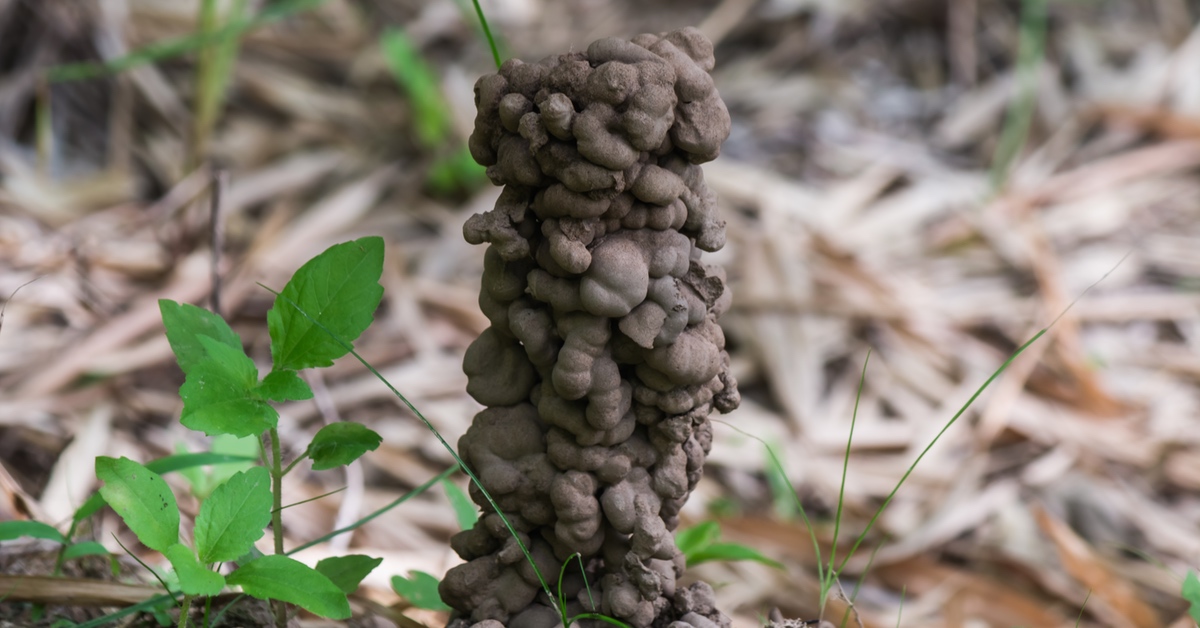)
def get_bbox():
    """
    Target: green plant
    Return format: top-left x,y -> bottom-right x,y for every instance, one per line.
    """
0,452 -> 258,583
675,521 -> 782,570
544,553 -> 627,628
738,250 -> 1120,623
380,28 -> 486,194
719,330 -> 1047,624
264,272 -> 632,628
91,237 -> 389,627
